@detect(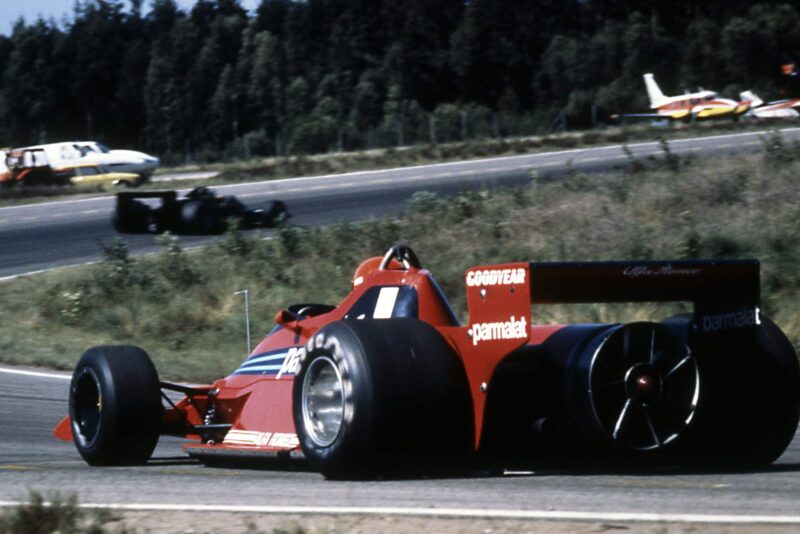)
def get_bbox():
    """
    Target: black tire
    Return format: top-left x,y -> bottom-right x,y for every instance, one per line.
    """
292,319 -> 473,479
111,200 -> 150,233
180,198 -> 222,233
265,200 -> 289,226
69,345 -> 162,465
664,315 -> 800,468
